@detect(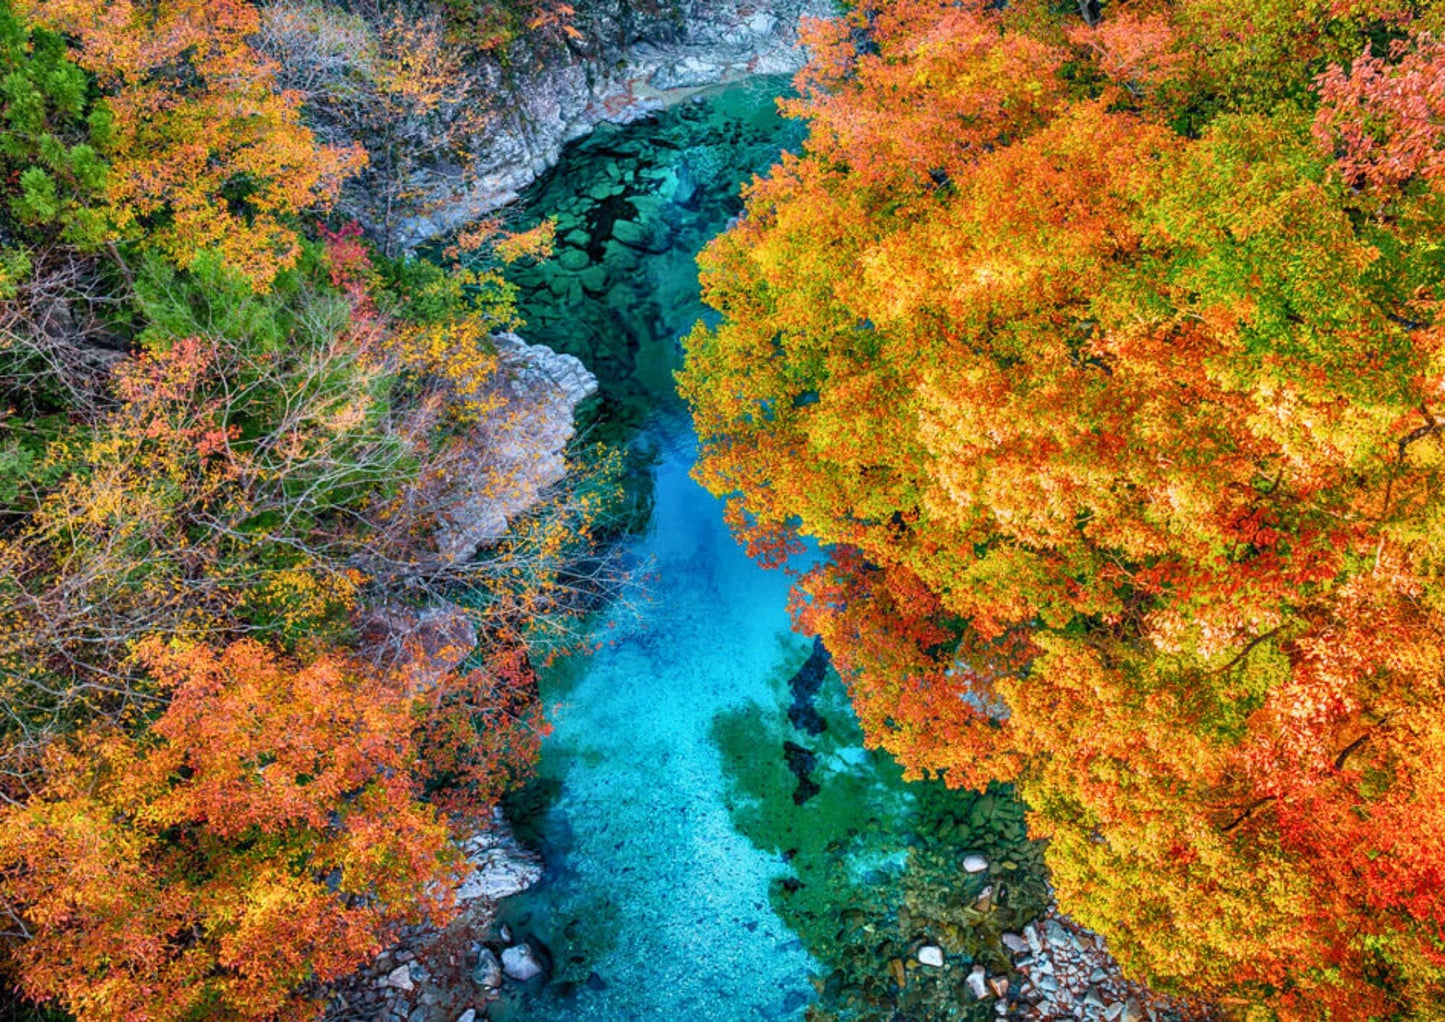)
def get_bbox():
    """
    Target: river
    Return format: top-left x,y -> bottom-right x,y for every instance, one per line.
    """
485,79 -> 1049,1022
